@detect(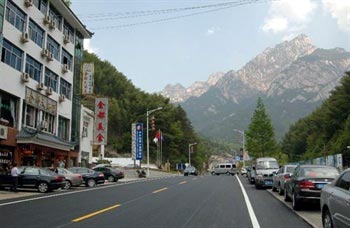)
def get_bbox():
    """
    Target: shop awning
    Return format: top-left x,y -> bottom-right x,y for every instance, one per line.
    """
16,128 -> 76,152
